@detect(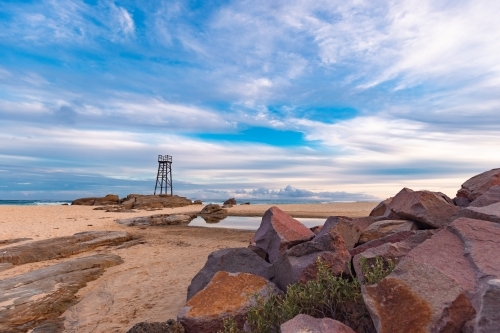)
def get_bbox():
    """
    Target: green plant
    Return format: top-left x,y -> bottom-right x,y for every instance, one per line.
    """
360,256 -> 395,285
217,317 -> 244,333
219,258 -> 375,333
